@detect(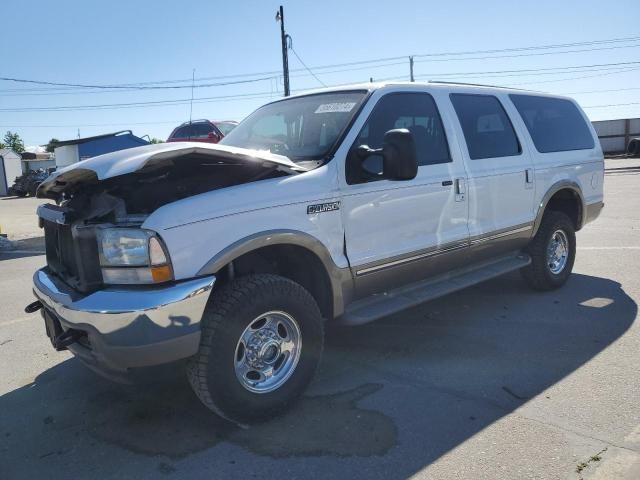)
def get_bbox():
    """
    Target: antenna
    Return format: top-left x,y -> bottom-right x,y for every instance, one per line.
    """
189,68 -> 195,125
